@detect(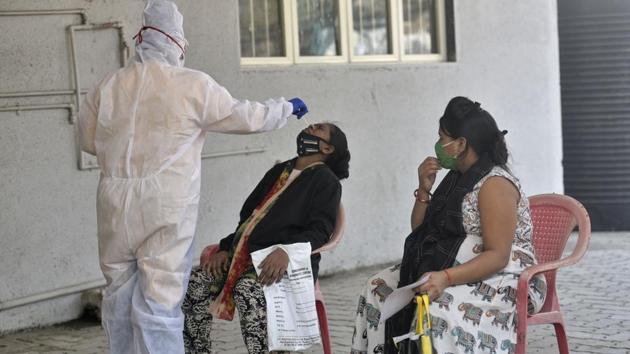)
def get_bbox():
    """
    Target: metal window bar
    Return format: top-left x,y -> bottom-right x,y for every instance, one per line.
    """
359,0 -> 364,50
248,0 -> 256,57
371,0 -> 376,51
419,0 -> 424,53
246,0 -> 278,58
264,0 -> 271,56
405,0 -> 413,54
